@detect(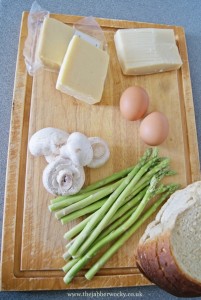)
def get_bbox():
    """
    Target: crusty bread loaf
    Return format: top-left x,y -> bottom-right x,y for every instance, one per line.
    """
136,181 -> 201,297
